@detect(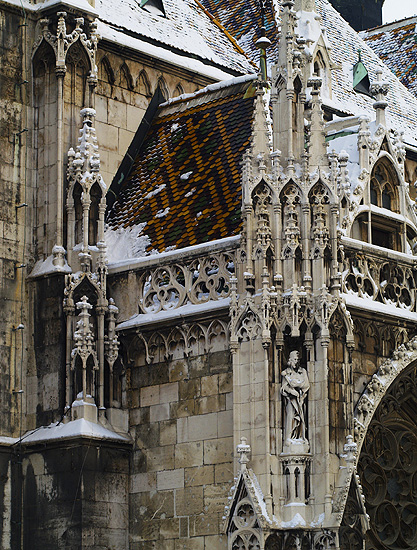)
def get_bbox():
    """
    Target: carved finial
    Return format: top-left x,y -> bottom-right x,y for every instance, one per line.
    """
370,69 -> 389,127
237,437 -> 251,471
341,434 -> 357,463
